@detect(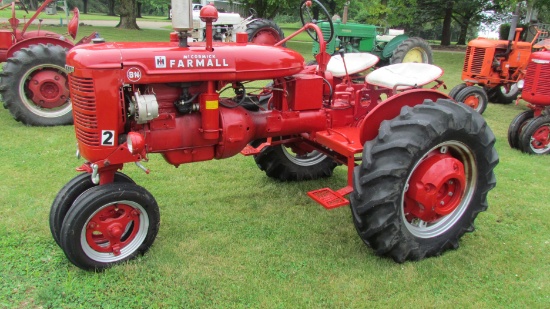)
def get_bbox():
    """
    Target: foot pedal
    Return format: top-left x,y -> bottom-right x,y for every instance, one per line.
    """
307,188 -> 349,209
240,138 -> 272,156
240,144 -> 261,156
